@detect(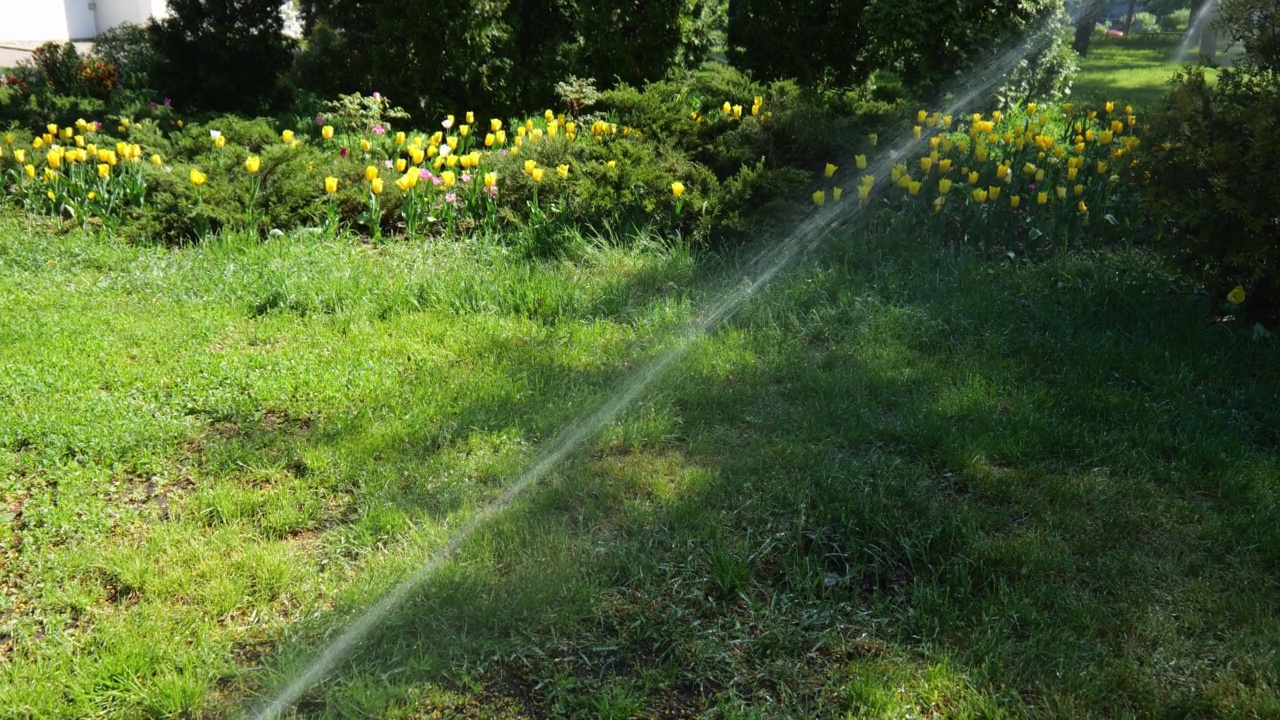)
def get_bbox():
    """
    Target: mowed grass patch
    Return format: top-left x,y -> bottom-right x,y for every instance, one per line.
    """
0,217 -> 699,718
1073,34 -> 1204,110
1,213 -> 1278,718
